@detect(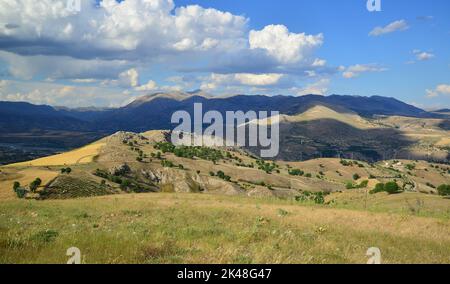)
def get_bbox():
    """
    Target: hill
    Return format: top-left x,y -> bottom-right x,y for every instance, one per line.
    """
0,129 -> 449,264
1,94 -> 448,164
